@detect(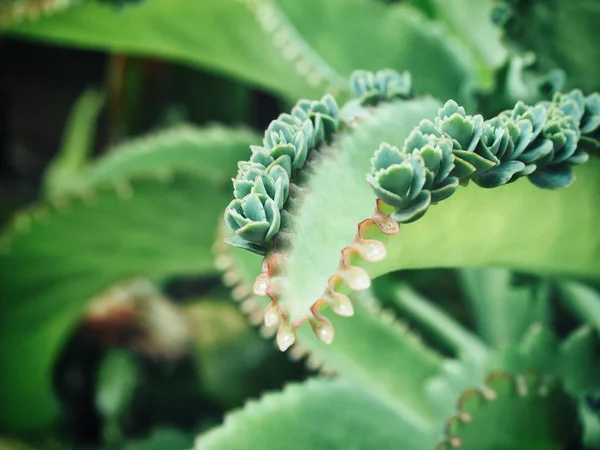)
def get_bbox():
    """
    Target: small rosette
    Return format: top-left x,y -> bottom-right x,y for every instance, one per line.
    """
350,69 -> 412,106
